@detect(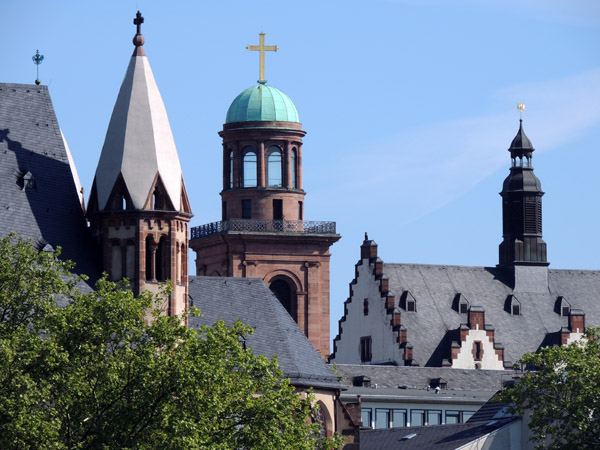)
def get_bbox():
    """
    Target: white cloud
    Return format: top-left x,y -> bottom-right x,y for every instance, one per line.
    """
315,68 -> 600,225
